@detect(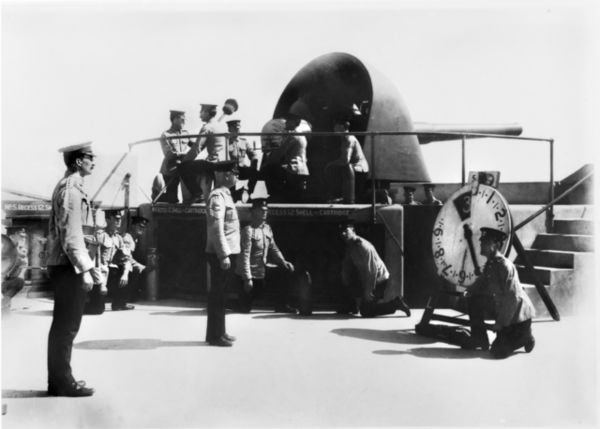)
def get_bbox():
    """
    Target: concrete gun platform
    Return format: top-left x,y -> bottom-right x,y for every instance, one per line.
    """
2,295 -> 598,428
